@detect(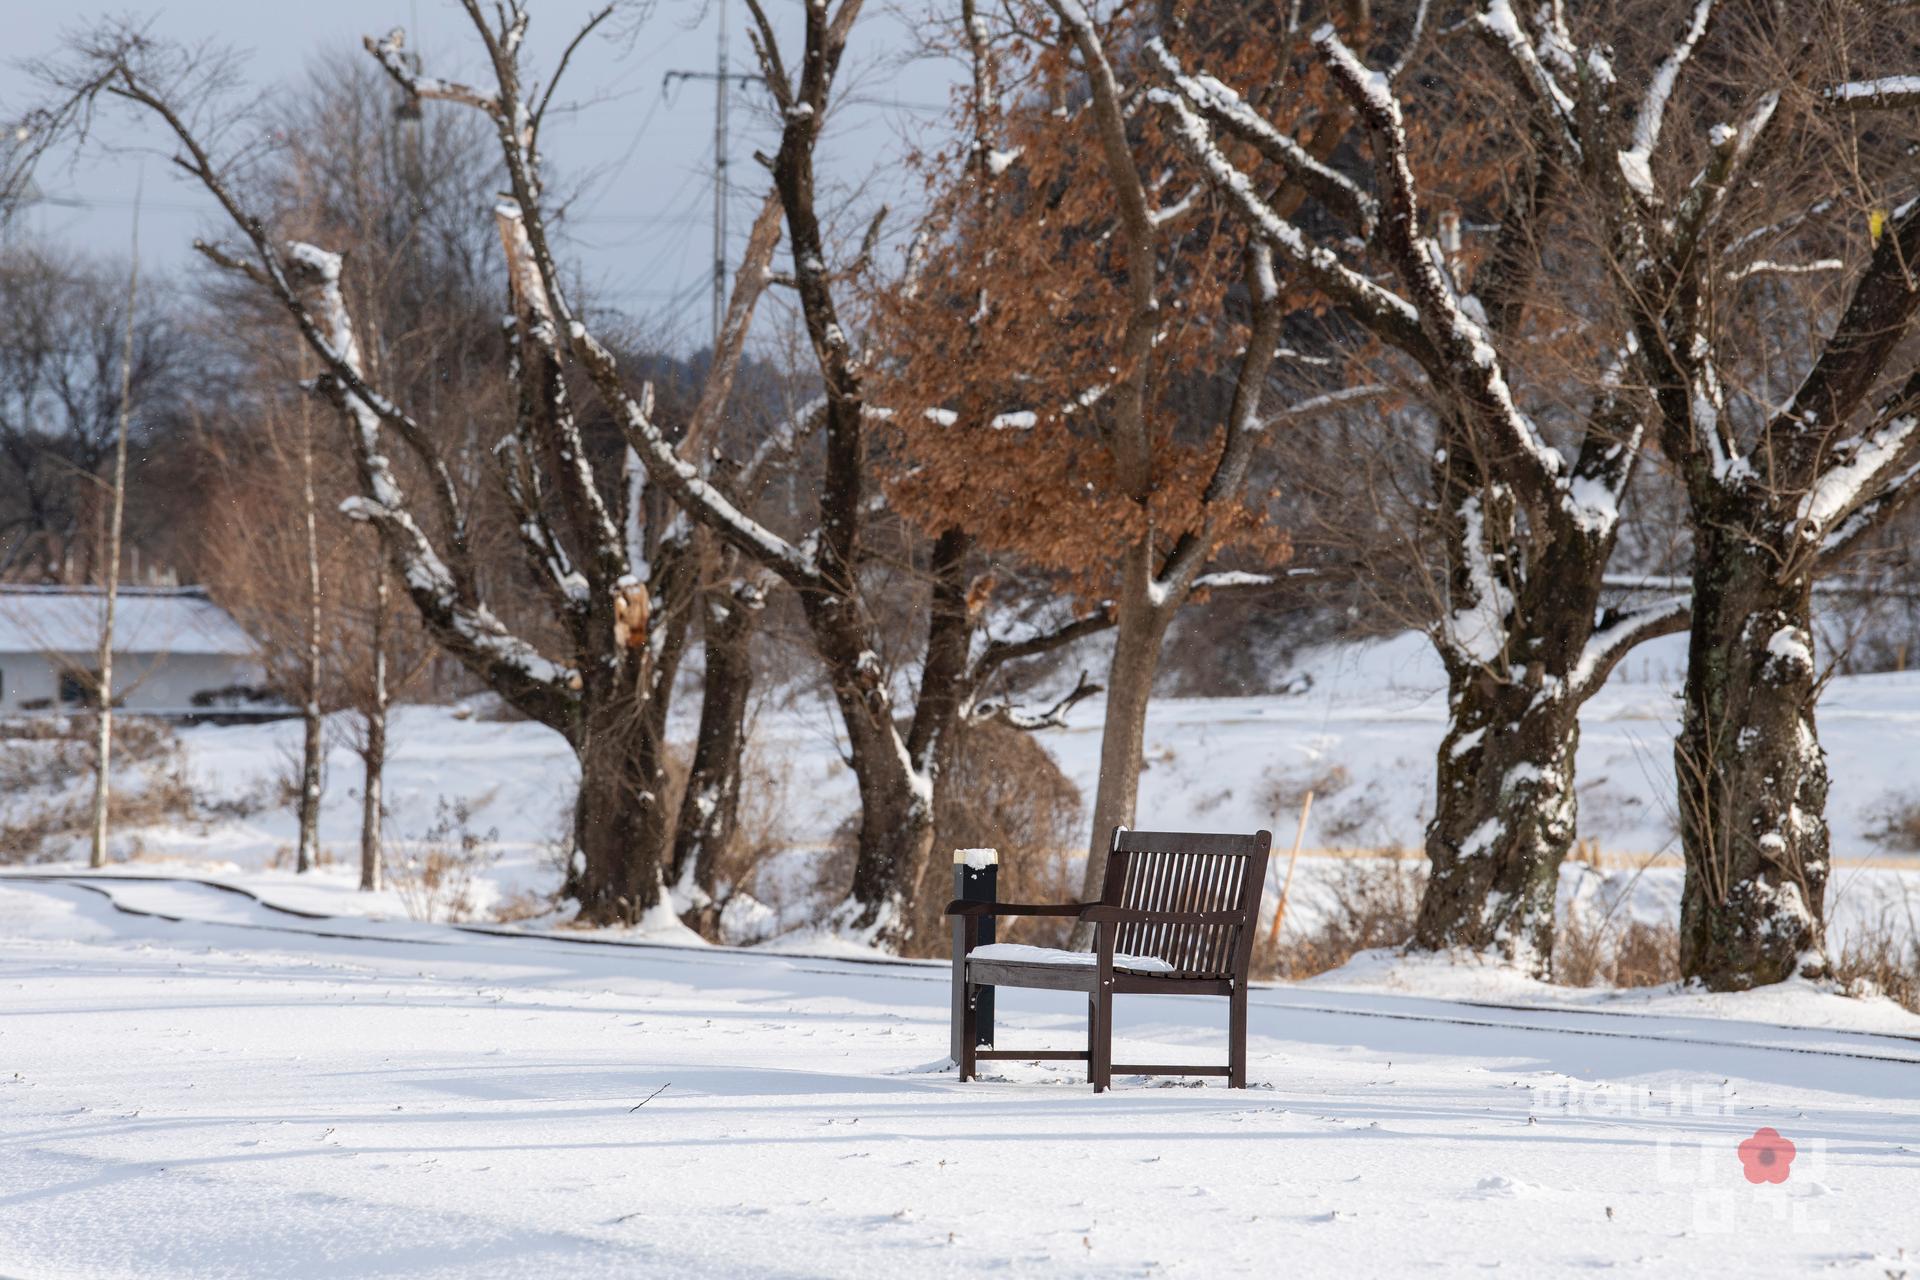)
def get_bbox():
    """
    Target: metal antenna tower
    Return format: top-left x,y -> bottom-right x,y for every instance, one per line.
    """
665,3 -> 763,350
